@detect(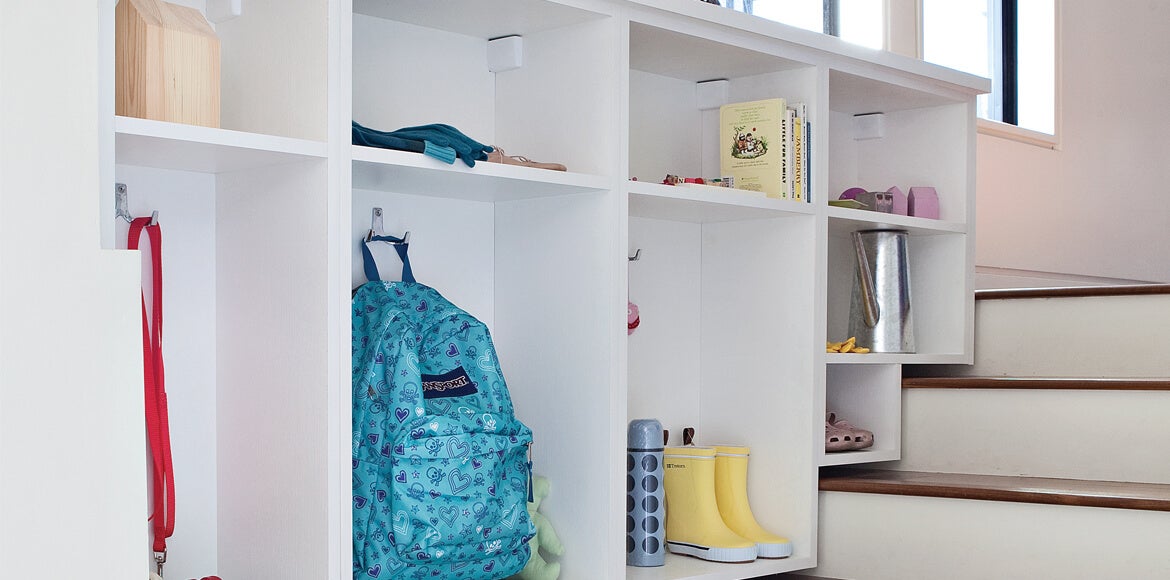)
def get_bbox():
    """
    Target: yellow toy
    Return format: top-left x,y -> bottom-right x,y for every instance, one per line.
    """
826,336 -> 870,353
513,475 -> 564,580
